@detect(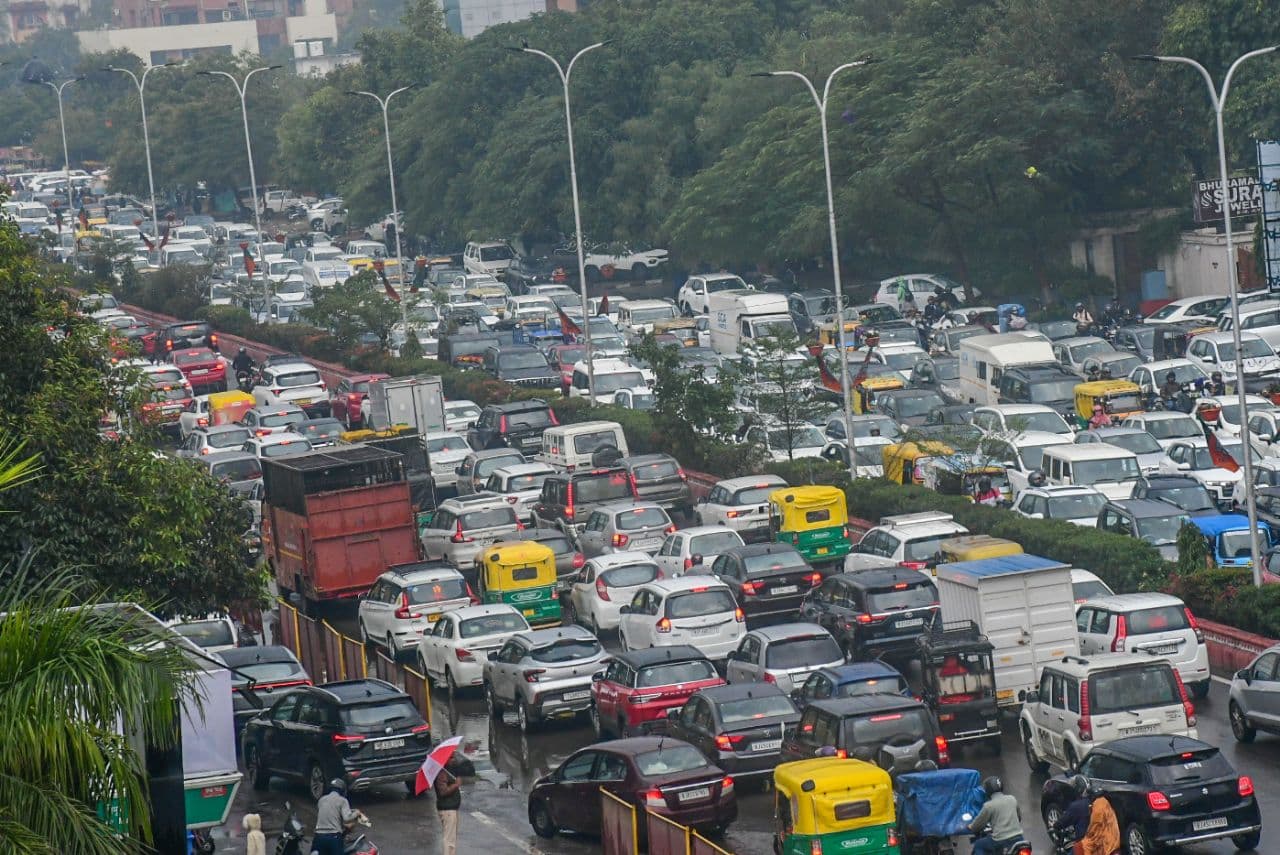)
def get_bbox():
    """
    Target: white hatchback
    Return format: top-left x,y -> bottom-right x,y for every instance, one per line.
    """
654,526 -> 746,577
692,475 -> 787,542
416,603 -> 529,691
568,552 -> 662,633
618,577 -> 745,661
